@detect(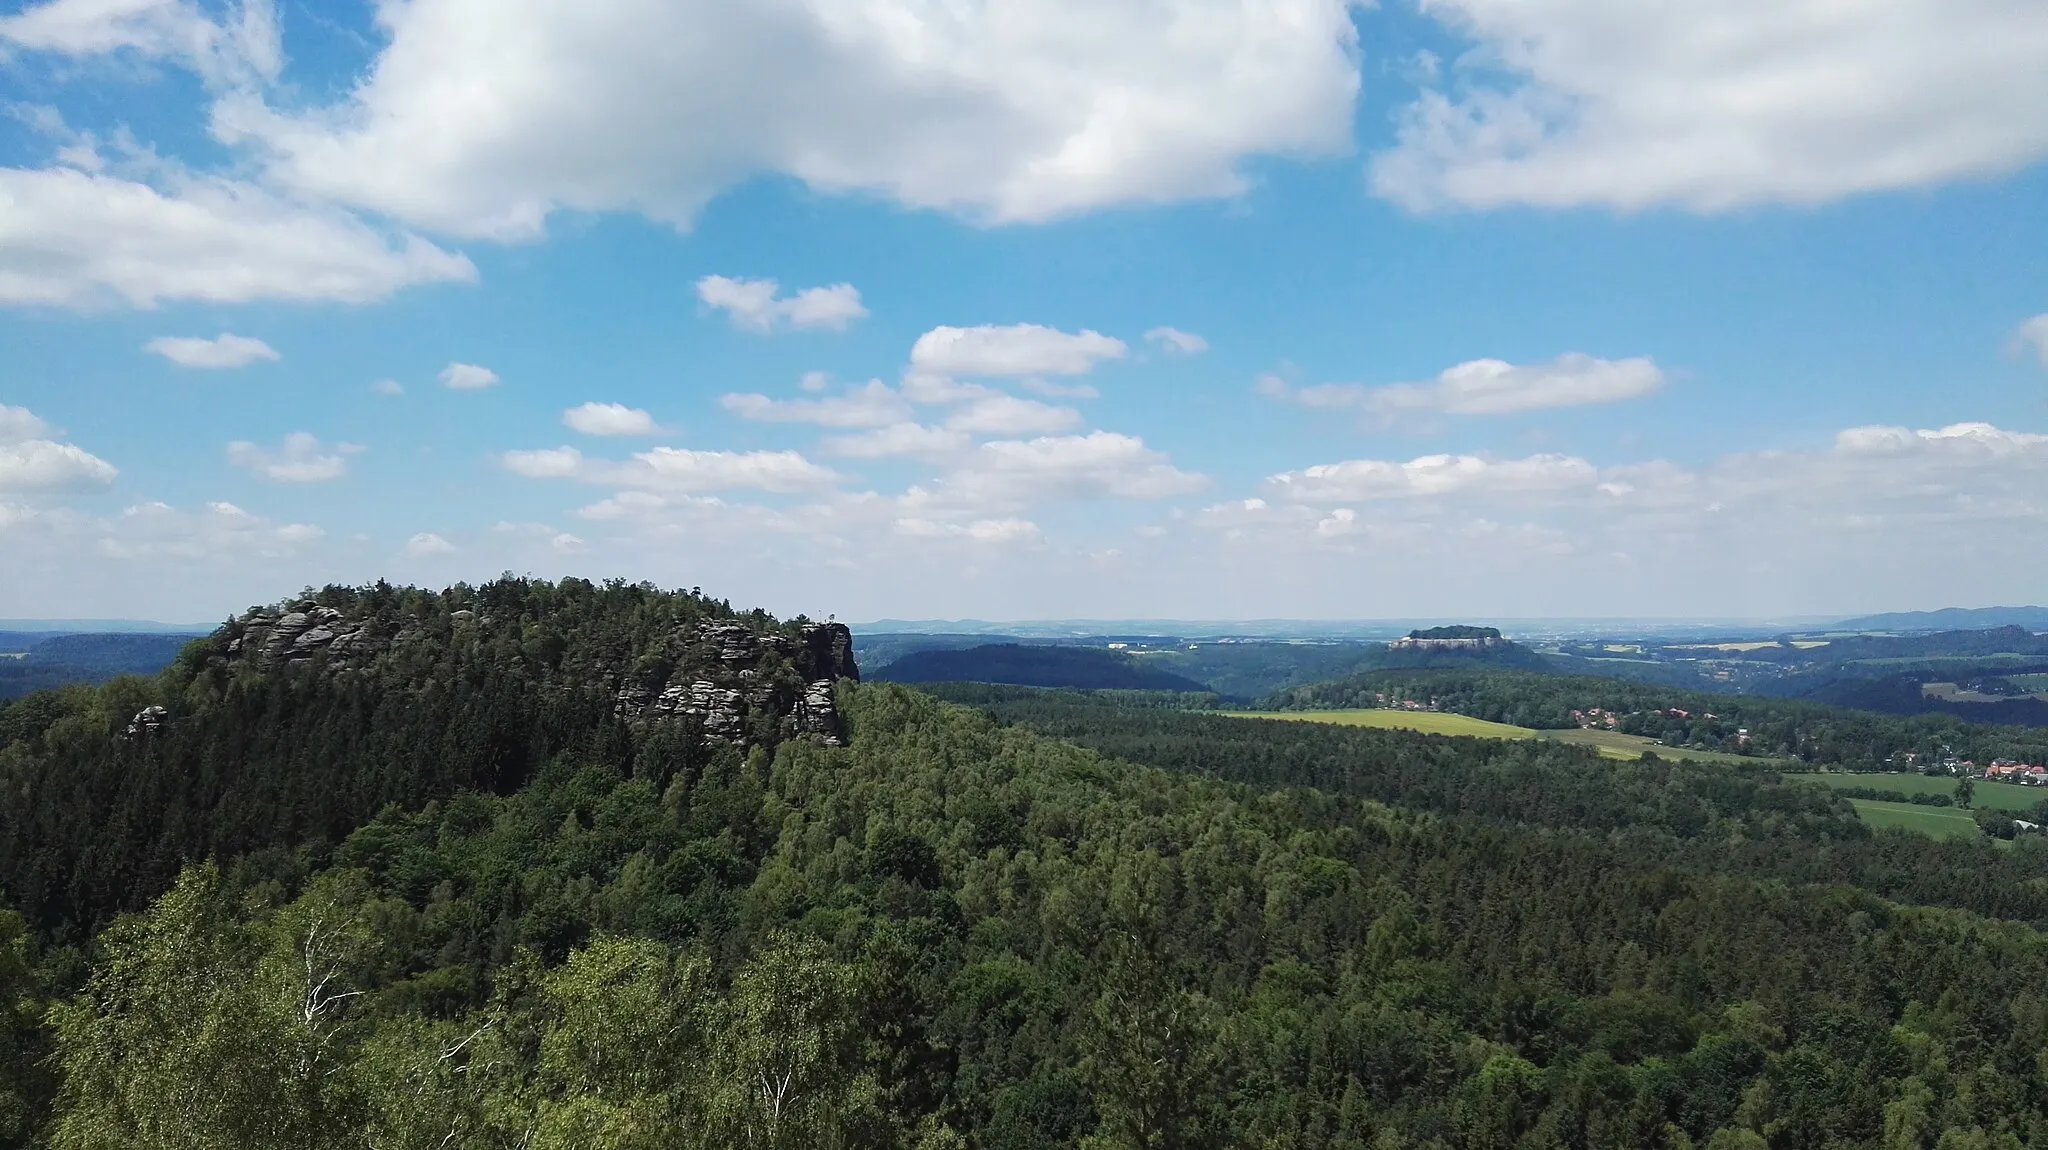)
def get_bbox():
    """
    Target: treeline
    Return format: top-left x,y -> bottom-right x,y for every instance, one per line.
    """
0,578 -> 824,941
6,685 -> 2048,1146
924,684 -> 2048,927
1269,668 -> 2048,769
